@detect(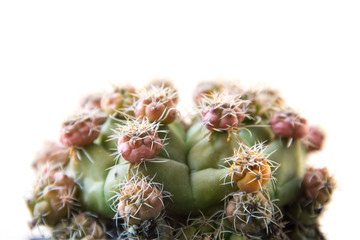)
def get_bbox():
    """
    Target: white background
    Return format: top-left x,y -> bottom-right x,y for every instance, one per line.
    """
1,1 -> 359,239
